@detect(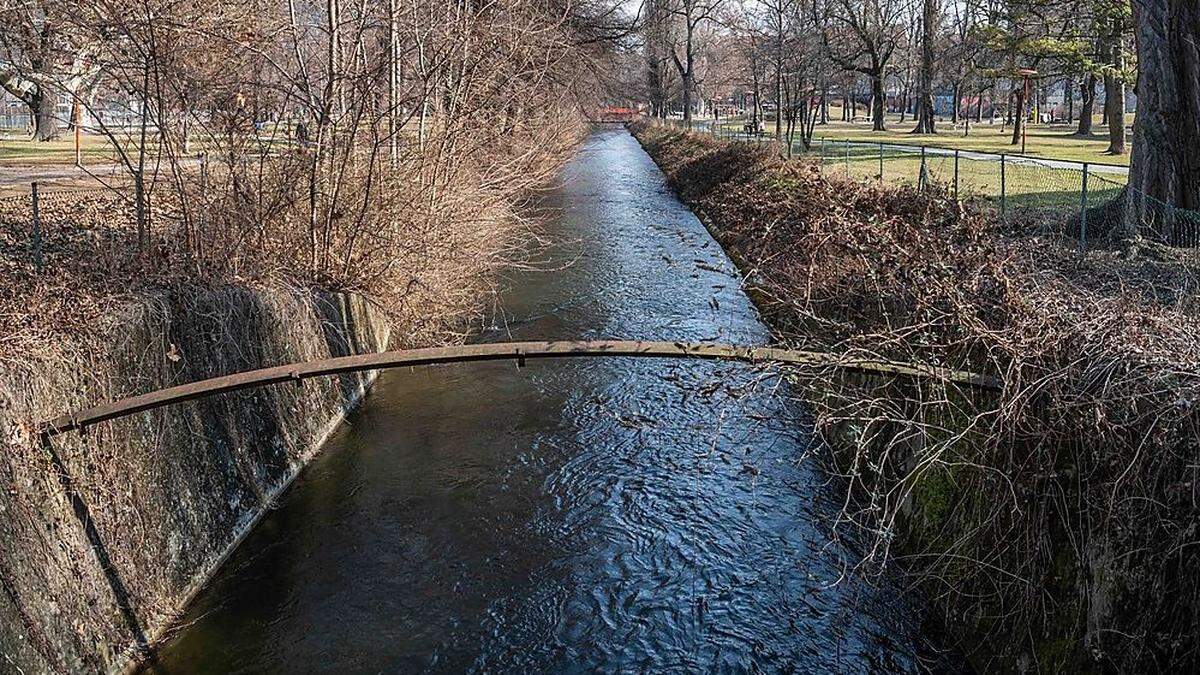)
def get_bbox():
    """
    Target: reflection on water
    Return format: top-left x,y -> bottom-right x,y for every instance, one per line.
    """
150,129 -> 954,673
